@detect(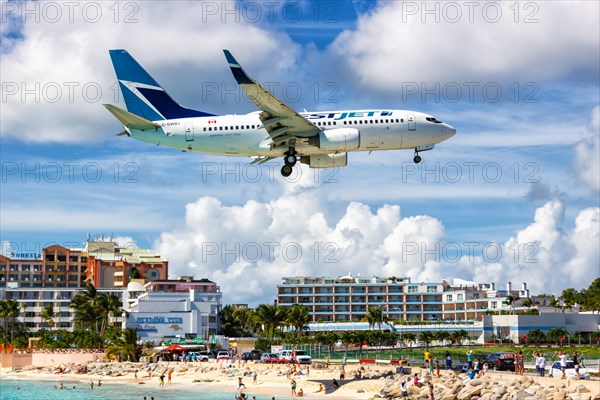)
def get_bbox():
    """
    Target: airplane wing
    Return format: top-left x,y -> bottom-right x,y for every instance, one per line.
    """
223,50 -> 320,148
